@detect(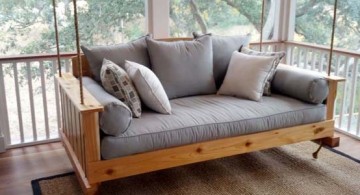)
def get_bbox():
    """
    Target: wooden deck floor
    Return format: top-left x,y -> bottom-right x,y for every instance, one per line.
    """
0,132 -> 358,195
